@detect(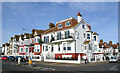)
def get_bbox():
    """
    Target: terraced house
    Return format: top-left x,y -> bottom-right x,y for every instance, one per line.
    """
1,12 -> 119,63
99,40 -> 119,60
12,35 -> 20,56
31,29 -> 44,61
